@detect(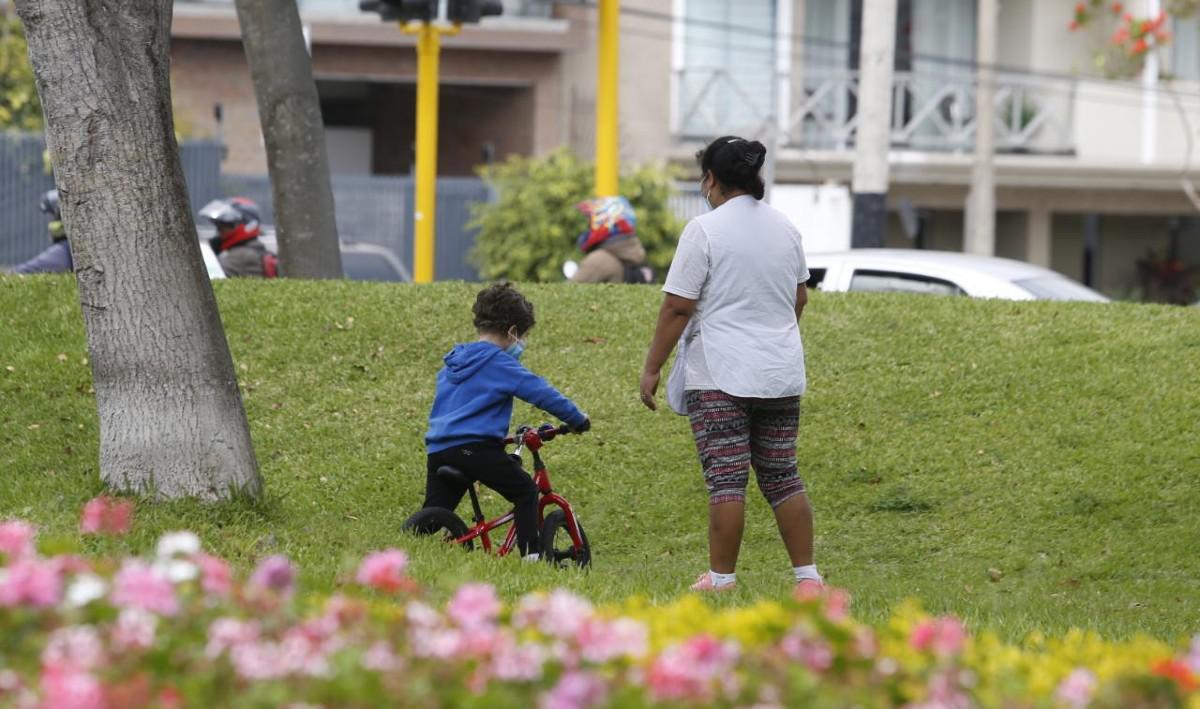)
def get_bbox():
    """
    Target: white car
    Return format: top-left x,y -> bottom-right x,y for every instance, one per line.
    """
200,231 -> 411,282
805,249 -> 1109,302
